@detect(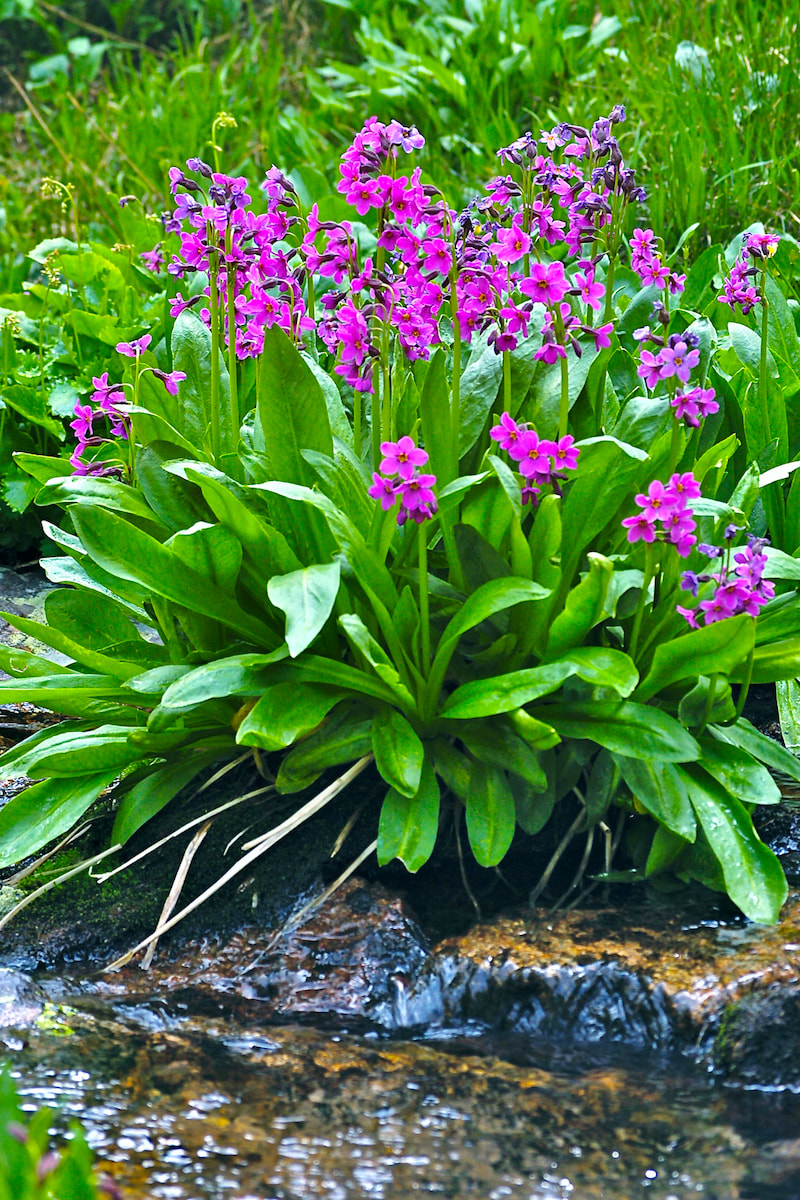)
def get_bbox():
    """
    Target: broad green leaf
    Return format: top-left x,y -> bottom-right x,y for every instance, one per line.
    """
276,705 -> 373,793
459,721 -> 547,790
111,750 -> 225,844
236,682 -> 346,751
426,576 -> 549,712
560,437 -> 648,581
377,759 -> 440,871
167,522 -> 243,595
637,615 -> 754,701
506,707 -> 561,750
743,636 -> 800,683
710,718 -> 800,783
179,463 -> 302,576
135,442 -> 213,532
268,561 -> 341,657
44,587 -> 136,651
265,654 -> 400,707
698,737 -> 780,805
419,348 -> 455,483
371,708 -> 425,798
545,554 -> 613,658
0,646 -> 73,678
70,505 -> 275,646
646,825 -> 691,878
0,609 -> 145,681
677,764 -> 787,923
536,701 -> 701,761
338,613 -> 415,708
35,475 -> 159,521
459,337 -> 502,456
0,674 -> 149,719
0,772 -> 120,867
615,757 -> 696,840
160,649 -> 289,708
777,679 -> 800,755
2,723 -> 140,779
441,648 -> 637,719
254,481 -> 397,612
465,763 -> 516,867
